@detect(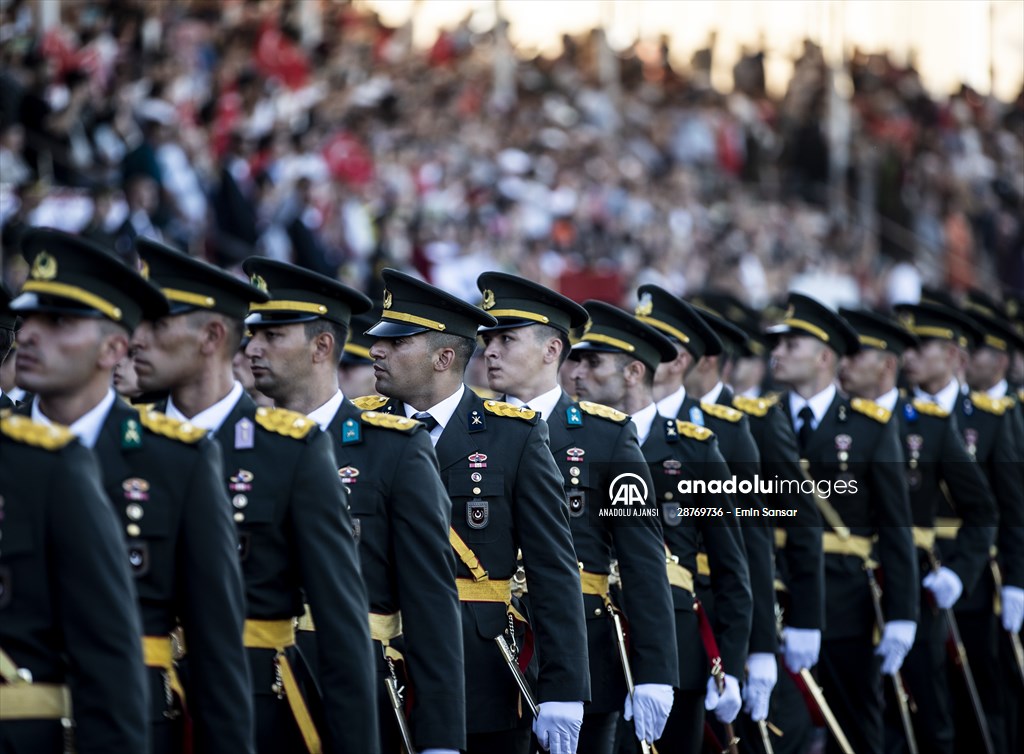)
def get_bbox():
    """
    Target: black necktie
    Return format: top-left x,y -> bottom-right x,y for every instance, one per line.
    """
413,412 -> 439,432
797,405 -> 815,453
